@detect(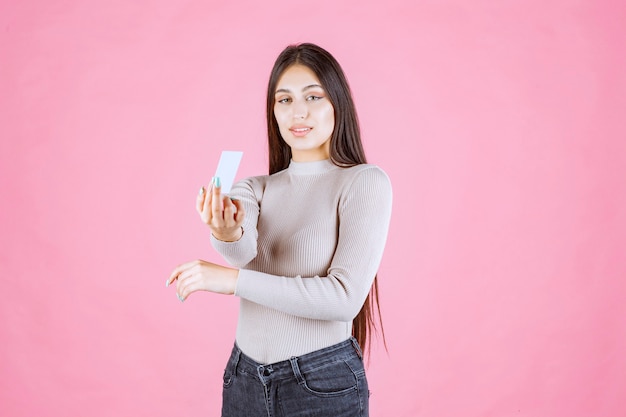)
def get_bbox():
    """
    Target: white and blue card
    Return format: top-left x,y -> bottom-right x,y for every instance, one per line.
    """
214,151 -> 243,194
